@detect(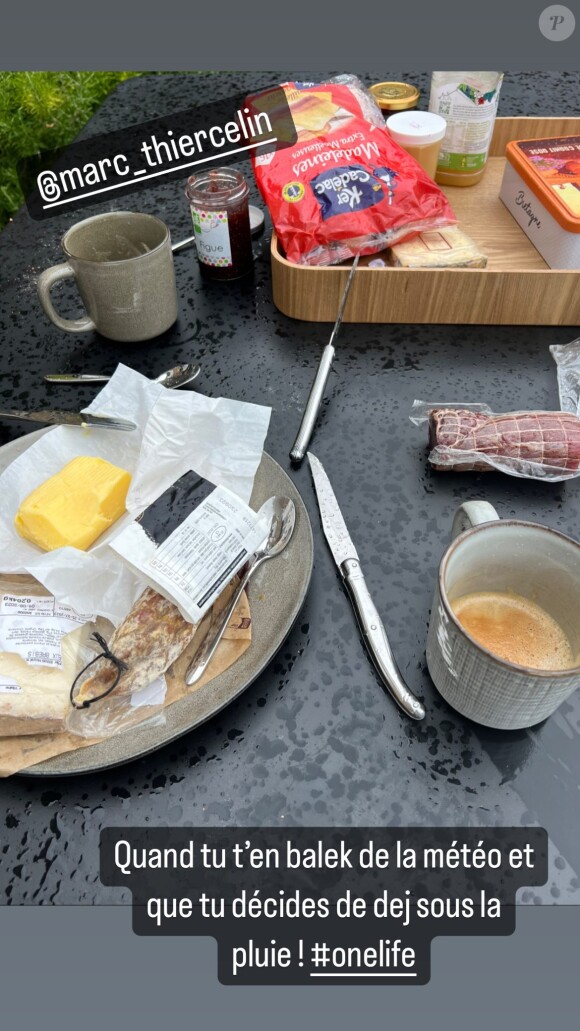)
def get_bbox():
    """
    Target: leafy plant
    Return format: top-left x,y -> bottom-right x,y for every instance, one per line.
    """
0,71 -> 142,228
